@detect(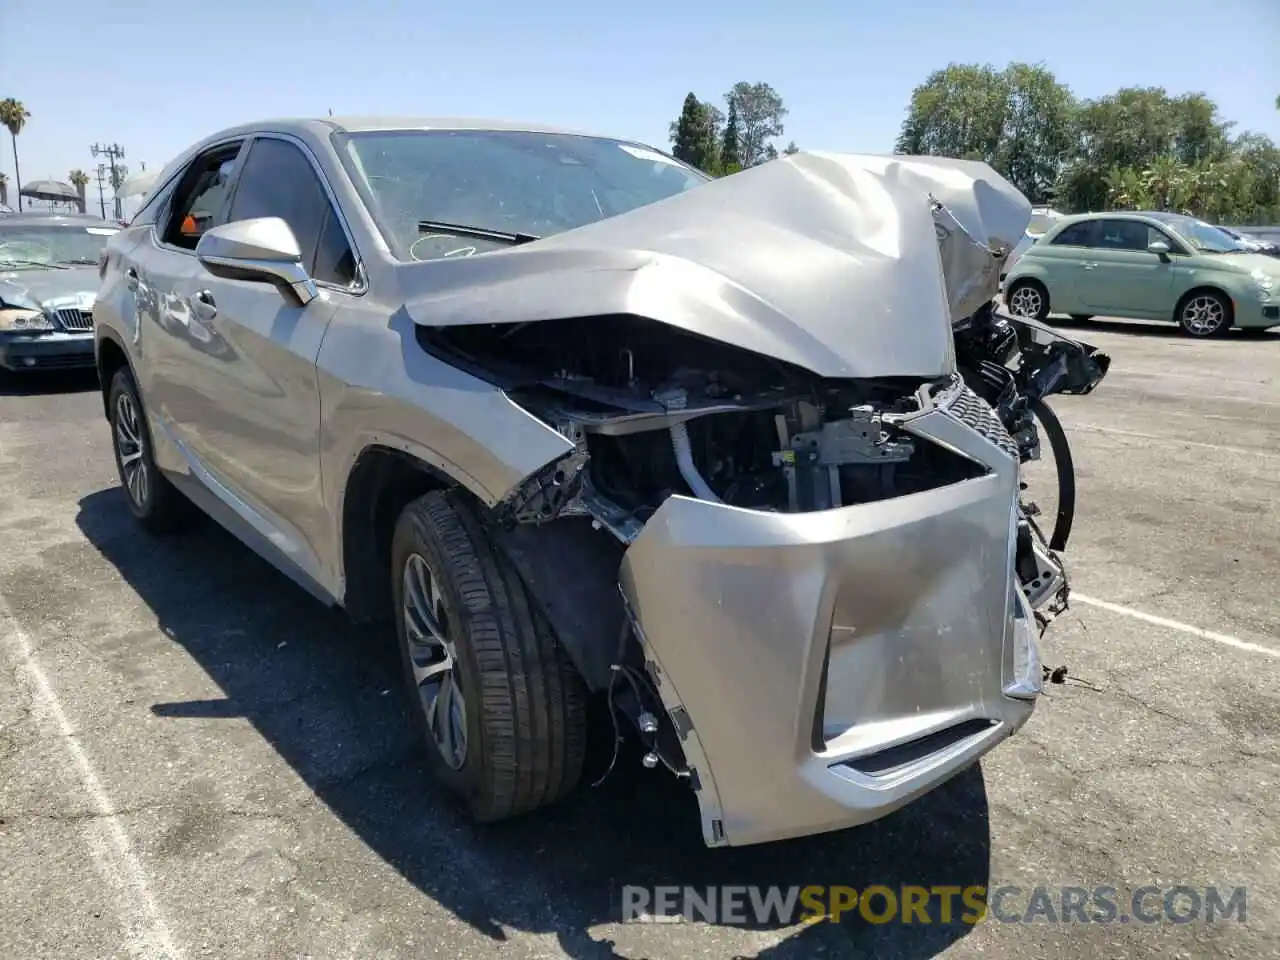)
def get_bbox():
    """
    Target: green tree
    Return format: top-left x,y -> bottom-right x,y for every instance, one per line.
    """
0,171 -> 7,207
0,98 -> 31,212
720,100 -> 742,172
724,81 -> 787,167
1057,86 -> 1236,212
670,93 -> 719,172
783,141 -> 799,155
896,63 -> 1075,202
895,63 -> 1008,162
69,169 -> 90,214
993,63 -> 1078,203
